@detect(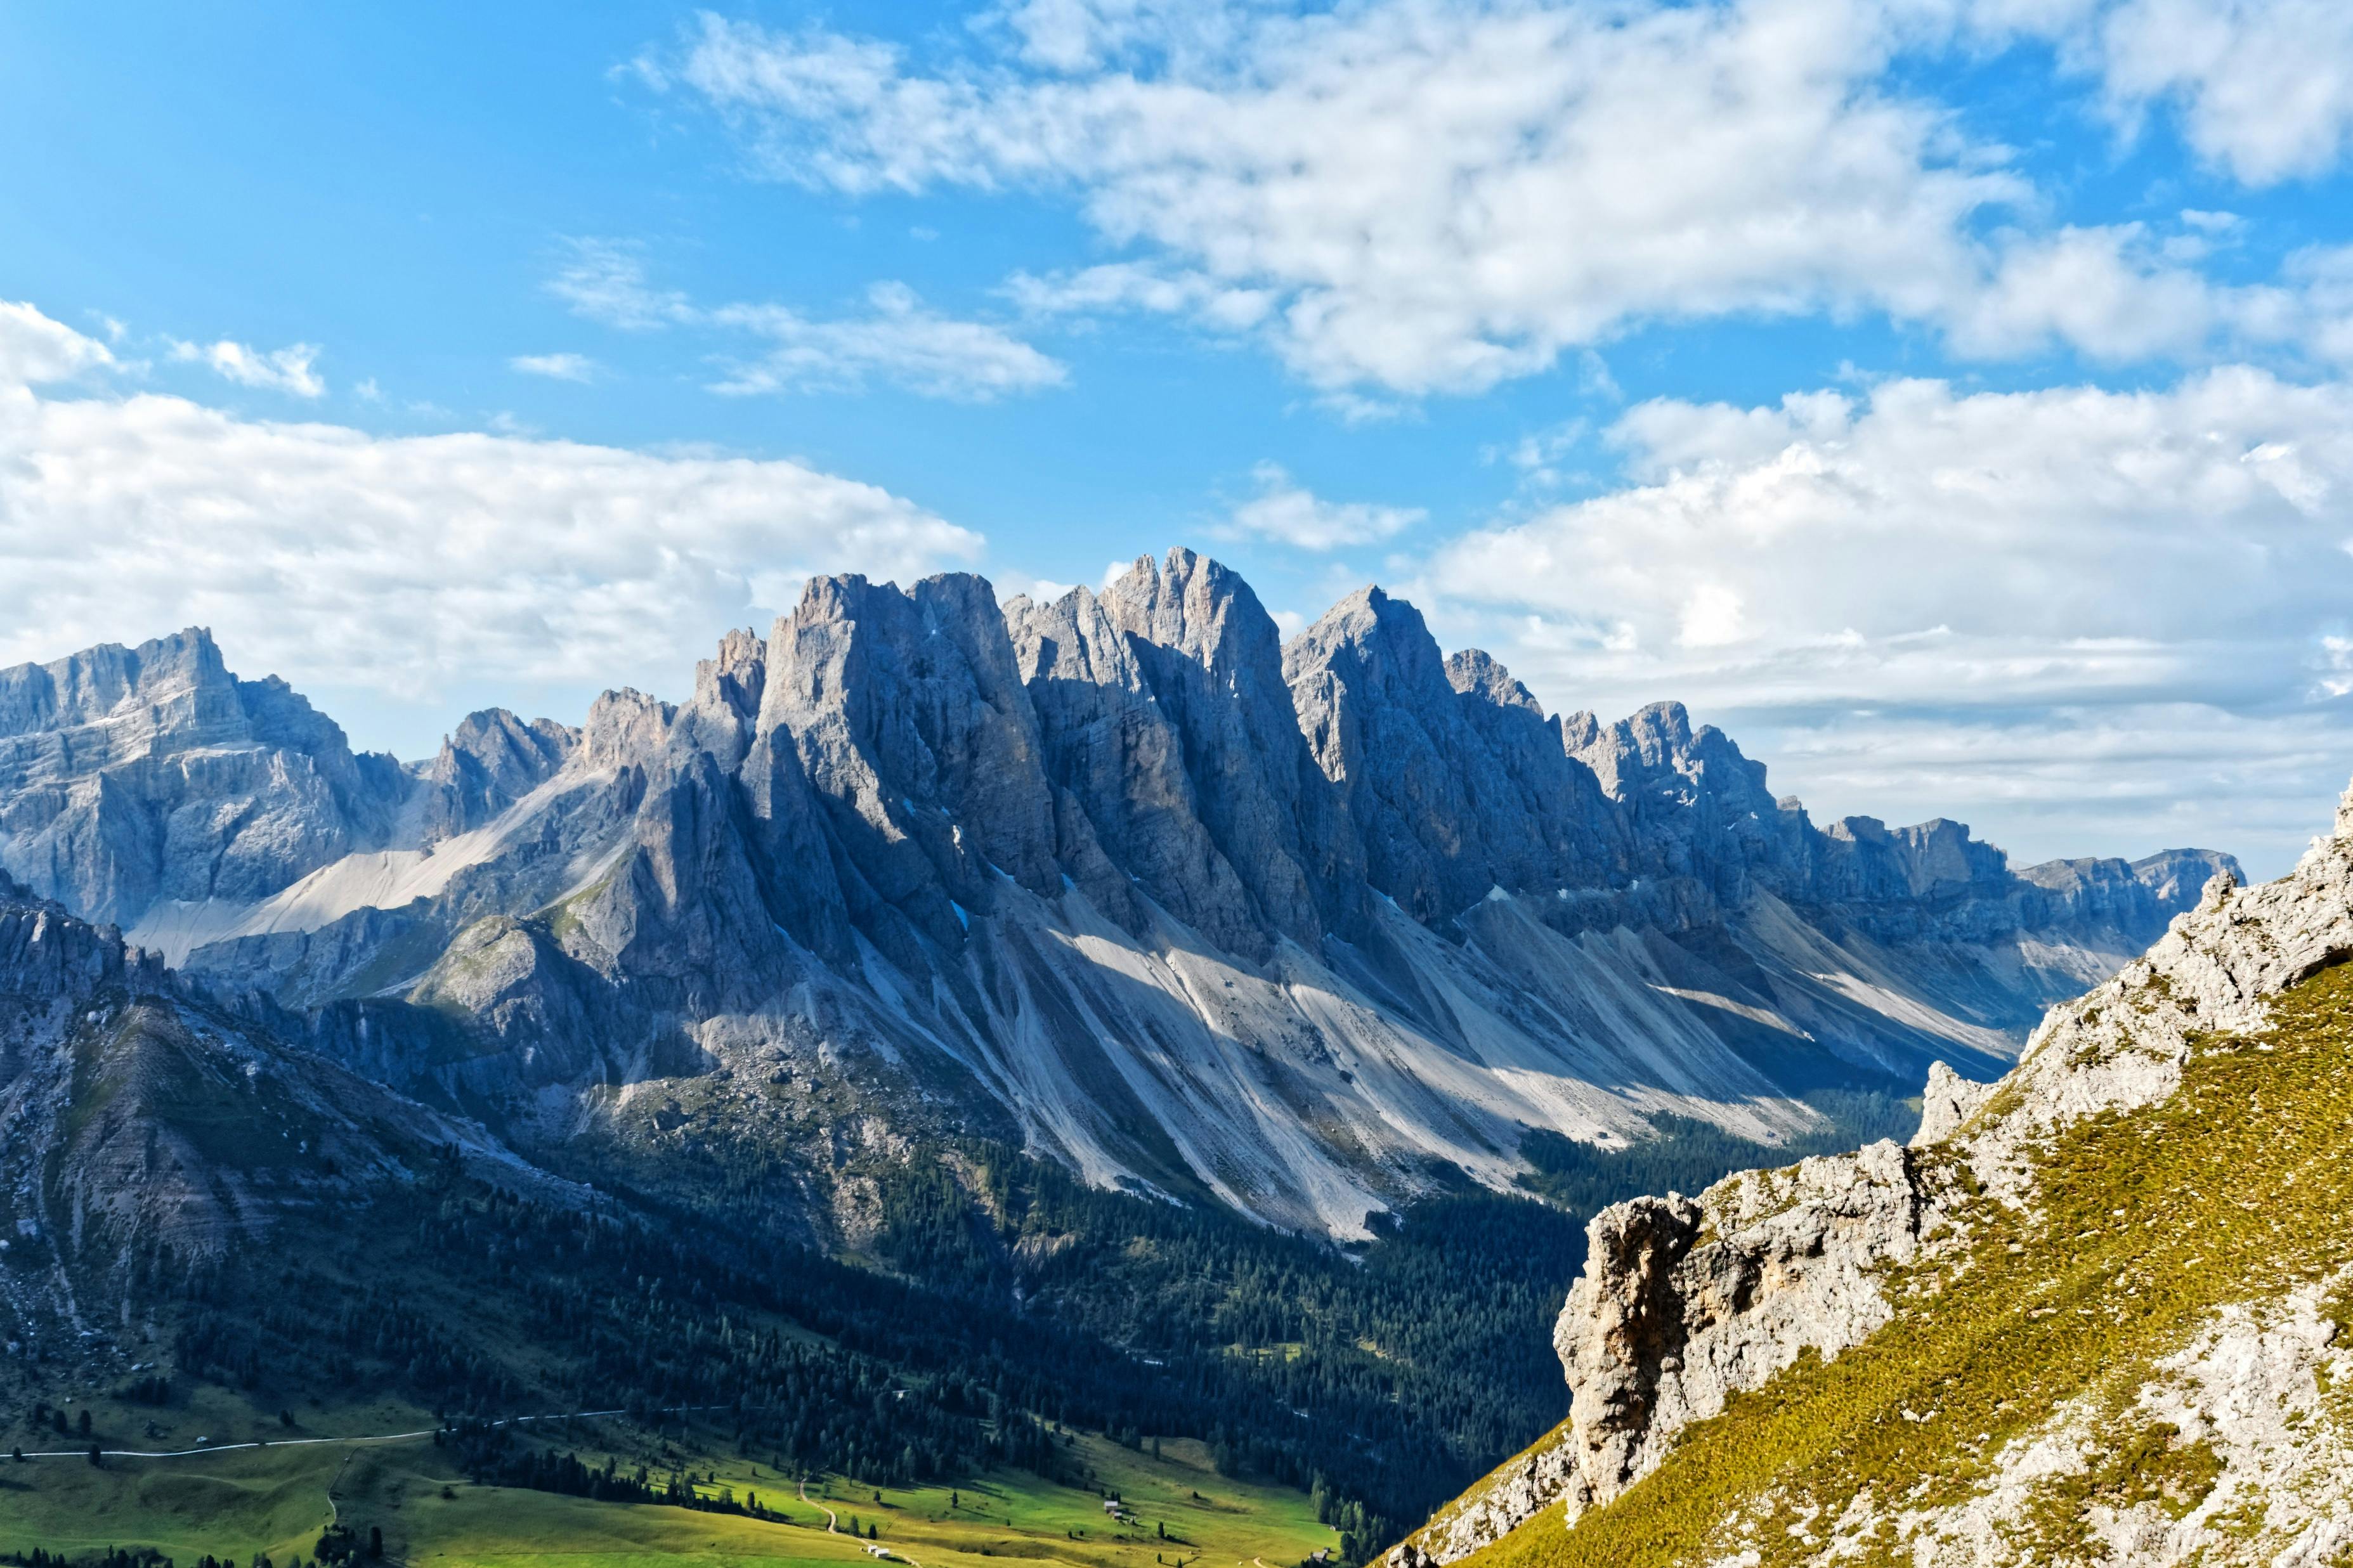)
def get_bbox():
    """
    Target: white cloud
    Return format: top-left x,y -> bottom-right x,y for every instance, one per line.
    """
551,240 -> 1063,401
708,281 -> 1068,400
0,301 -> 981,712
1218,462 -> 1425,550
1411,365 -> 2353,872
511,352 -> 605,382
663,2 -> 2037,393
1946,223 -> 2279,361
169,337 -> 326,398
2096,0 -> 2353,185
1005,263 -> 1276,332
656,1 -> 2353,396
982,0 -> 1270,72
2287,244 -> 2353,366
0,301 -> 115,384
547,238 -> 691,330
1430,368 -> 2353,666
